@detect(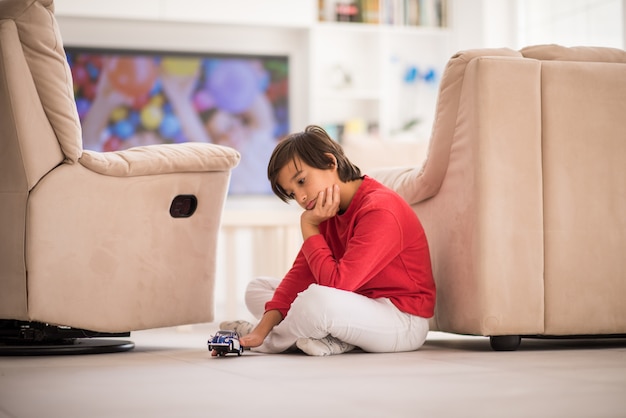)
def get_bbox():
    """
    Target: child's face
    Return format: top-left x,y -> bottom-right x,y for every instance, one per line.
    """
277,156 -> 339,210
